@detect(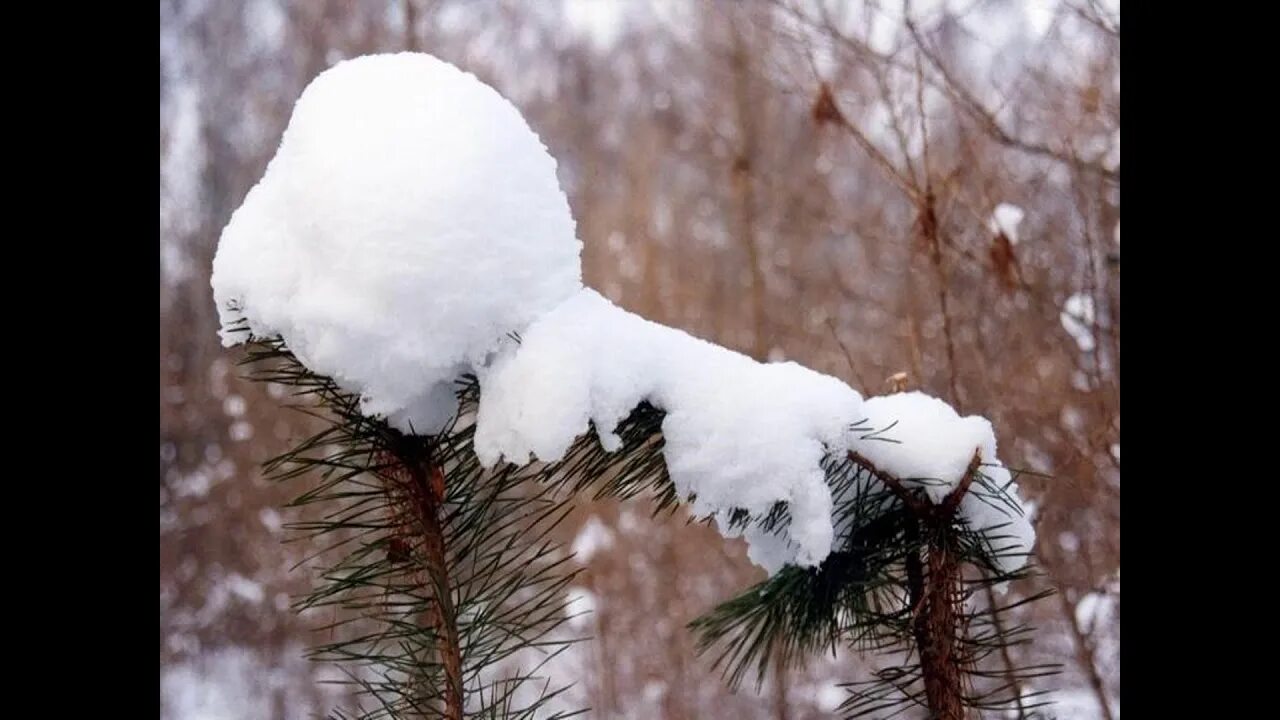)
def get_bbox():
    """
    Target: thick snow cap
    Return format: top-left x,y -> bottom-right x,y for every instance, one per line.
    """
212,53 -> 583,433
